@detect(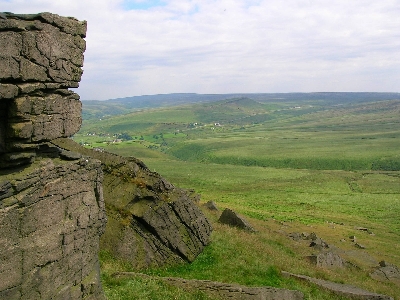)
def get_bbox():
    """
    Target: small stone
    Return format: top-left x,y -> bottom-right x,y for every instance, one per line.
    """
355,243 -> 366,249
218,208 -> 256,232
356,227 -> 369,231
203,200 -> 219,211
